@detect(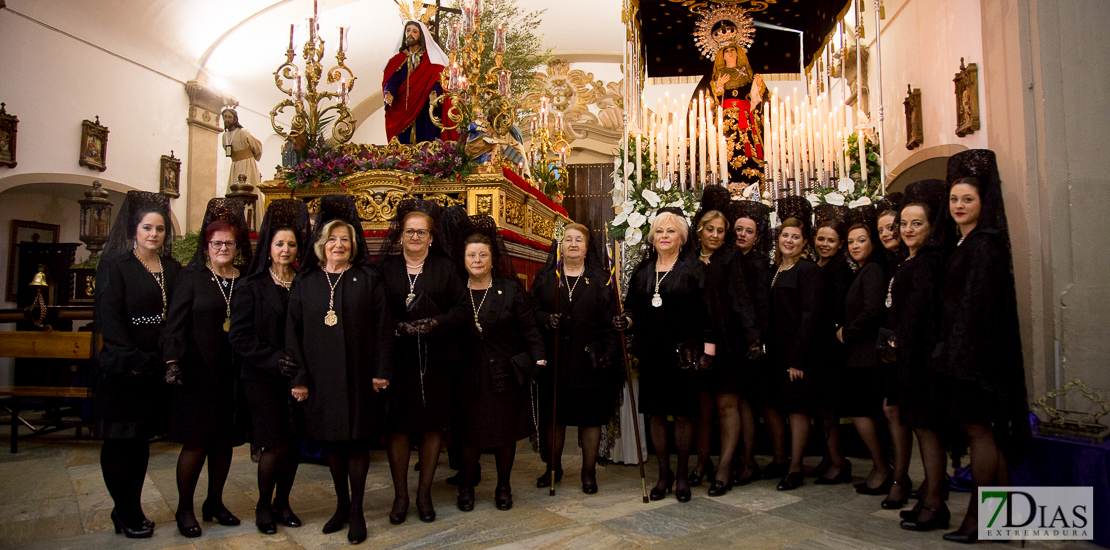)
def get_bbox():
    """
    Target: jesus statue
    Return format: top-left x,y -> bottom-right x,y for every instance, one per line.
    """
381,21 -> 458,144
